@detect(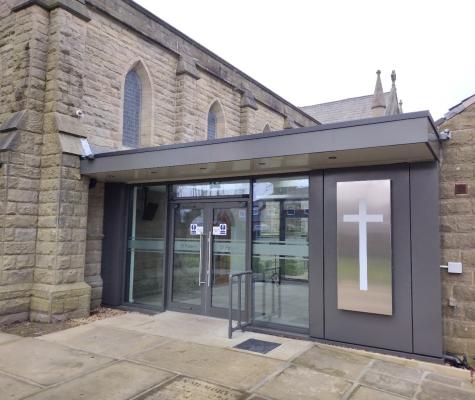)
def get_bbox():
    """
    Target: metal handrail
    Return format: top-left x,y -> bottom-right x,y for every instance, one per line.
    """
228,271 -> 253,338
